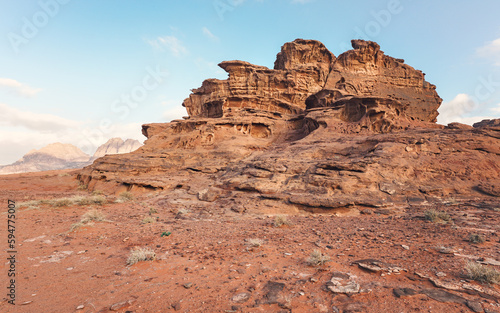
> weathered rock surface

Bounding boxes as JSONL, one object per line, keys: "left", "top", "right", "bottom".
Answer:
{"left": 183, "top": 39, "right": 441, "bottom": 121}
{"left": 78, "top": 39, "right": 500, "bottom": 214}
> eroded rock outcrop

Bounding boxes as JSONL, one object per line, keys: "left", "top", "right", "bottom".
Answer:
{"left": 183, "top": 39, "right": 441, "bottom": 122}
{"left": 78, "top": 39, "right": 499, "bottom": 213}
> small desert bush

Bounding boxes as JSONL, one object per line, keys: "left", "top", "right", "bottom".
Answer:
{"left": 149, "top": 207, "right": 158, "bottom": 214}
{"left": 424, "top": 209, "right": 451, "bottom": 223}
{"left": 116, "top": 191, "right": 134, "bottom": 203}
{"left": 142, "top": 216, "right": 156, "bottom": 224}
{"left": 77, "top": 183, "right": 88, "bottom": 190}
{"left": 127, "top": 247, "right": 156, "bottom": 265}
{"left": 468, "top": 233, "right": 485, "bottom": 244}
{"left": 70, "top": 209, "right": 106, "bottom": 231}
{"left": 274, "top": 214, "right": 292, "bottom": 227}
{"left": 306, "top": 249, "right": 330, "bottom": 266}
{"left": 75, "top": 195, "right": 107, "bottom": 206}
{"left": 53, "top": 198, "right": 72, "bottom": 207}
{"left": 91, "top": 190, "right": 104, "bottom": 196}
{"left": 465, "top": 261, "right": 500, "bottom": 284}
{"left": 246, "top": 238, "right": 264, "bottom": 248}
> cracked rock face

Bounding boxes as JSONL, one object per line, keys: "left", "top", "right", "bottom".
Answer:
{"left": 78, "top": 39, "right": 500, "bottom": 213}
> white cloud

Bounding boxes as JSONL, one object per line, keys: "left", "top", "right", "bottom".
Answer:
{"left": 148, "top": 36, "right": 188, "bottom": 57}
{"left": 437, "top": 93, "right": 476, "bottom": 125}
{"left": 202, "top": 27, "right": 219, "bottom": 42}
{"left": 477, "top": 38, "right": 500, "bottom": 66}
{"left": 0, "top": 102, "right": 81, "bottom": 131}
{"left": 491, "top": 103, "right": 500, "bottom": 114}
{"left": 437, "top": 93, "right": 499, "bottom": 125}
{"left": 0, "top": 78, "right": 42, "bottom": 97}
{"left": 163, "top": 104, "right": 187, "bottom": 122}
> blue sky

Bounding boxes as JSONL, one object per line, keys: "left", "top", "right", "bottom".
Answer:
{"left": 1, "top": 0, "right": 499, "bottom": 164}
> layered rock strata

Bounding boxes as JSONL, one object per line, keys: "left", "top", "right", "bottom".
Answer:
{"left": 78, "top": 39, "right": 499, "bottom": 212}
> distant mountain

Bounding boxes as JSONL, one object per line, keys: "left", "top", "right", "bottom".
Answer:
{"left": 91, "top": 138, "right": 142, "bottom": 161}
{"left": 0, "top": 138, "right": 143, "bottom": 175}
{"left": 0, "top": 143, "right": 90, "bottom": 175}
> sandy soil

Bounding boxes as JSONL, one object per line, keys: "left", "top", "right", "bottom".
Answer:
{"left": 1, "top": 170, "right": 499, "bottom": 313}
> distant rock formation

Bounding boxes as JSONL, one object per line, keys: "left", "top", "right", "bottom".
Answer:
{"left": 78, "top": 39, "right": 499, "bottom": 212}
{"left": 0, "top": 138, "right": 143, "bottom": 175}
{"left": 0, "top": 143, "right": 90, "bottom": 175}
{"left": 91, "top": 138, "right": 142, "bottom": 161}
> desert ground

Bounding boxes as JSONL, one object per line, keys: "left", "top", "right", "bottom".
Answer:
{"left": 1, "top": 170, "right": 499, "bottom": 313}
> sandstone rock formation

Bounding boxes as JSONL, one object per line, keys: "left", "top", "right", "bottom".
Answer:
{"left": 91, "top": 138, "right": 142, "bottom": 161}
{"left": 78, "top": 39, "right": 499, "bottom": 213}
{"left": 183, "top": 39, "right": 441, "bottom": 122}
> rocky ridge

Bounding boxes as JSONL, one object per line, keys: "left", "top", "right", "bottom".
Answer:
{"left": 78, "top": 39, "right": 499, "bottom": 213}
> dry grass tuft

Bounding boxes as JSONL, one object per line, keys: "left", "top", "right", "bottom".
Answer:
{"left": 127, "top": 247, "right": 156, "bottom": 265}
{"left": 424, "top": 209, "right": 451, "bottom": 224}
{"left": 465, "top": 261, "right": 500, "bottom": 284}
{"left": 142, "top": 216, "right": 156, "bottom": 224}
{"left": 273, "top": 214, "right": 292, "bottom": 227}
{"left": 246, "top": 238, "right": 264, "bottom": 248}
{"left": 116, "top": 191, "right": 134, "bottom": 203}
{"left": 70, "top": 209, "right": 106, "bottom": 231}
{"left": 468, "top": 233, "right": 485, "bottom": 244}
{"left": 306, "top": 249, "right": 330, "bottom": 266}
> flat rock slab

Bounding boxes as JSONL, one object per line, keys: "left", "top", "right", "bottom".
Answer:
{"left": 326, "top": 272, "right": 360, "bottom": 294}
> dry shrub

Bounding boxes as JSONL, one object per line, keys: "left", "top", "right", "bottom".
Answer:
{"left": 127, "top": 247, "right": 156, "bottom": 265}
{"left": 306, "top": 249, "right": 330, "bottom": 266}
{"left": 465, "top": 261, "right": 500, "bottom": 284}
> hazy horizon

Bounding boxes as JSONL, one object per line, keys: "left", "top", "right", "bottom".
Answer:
{"left": 1, "top": 0, "right": 499, "bottom": 165}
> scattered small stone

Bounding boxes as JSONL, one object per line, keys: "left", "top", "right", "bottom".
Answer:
{"left": 393, "top": 288, "right": 418, "bottom": 298}
{"left": 284, "top": 253, "right": 293, "bottom": 256}
{"left": 172, "top": 302, "right": 181, "bottom": 311}
{"left": 76, "top": 304, "right": 85, "bottom": 310}
{"left": 466, "top": 300, "right": 483, "bottom": 313}
{"left": 183, "top": 282, "right": 193, "bottom": 289}
{"left": 326, "top": 272, "right": 360, "bottom": 294}
{"left": 232, "top": 292, "right": 251, "bottom": 303}
{"left": 401, "top": 245, "right": 409, "bottom": 250}
{"left": 110, "top": 299, "right": 136, "bottom": 311}
{"left": 21, "top": 301, "right": 33, "bottom": 305}
{"left": 262, "top": 281, "right": 285, "bottom": 304}
{"left": 198, "top": 187, "right": 222, "bottom": 202}
{"left": 436, "top": 272, "right": 447, "bottom": 277}
{"left": 421, "top": 289, "right": 466, "bottom": 304}
{"left": 343, "top": 302, "right": 367, "bottom": 313}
